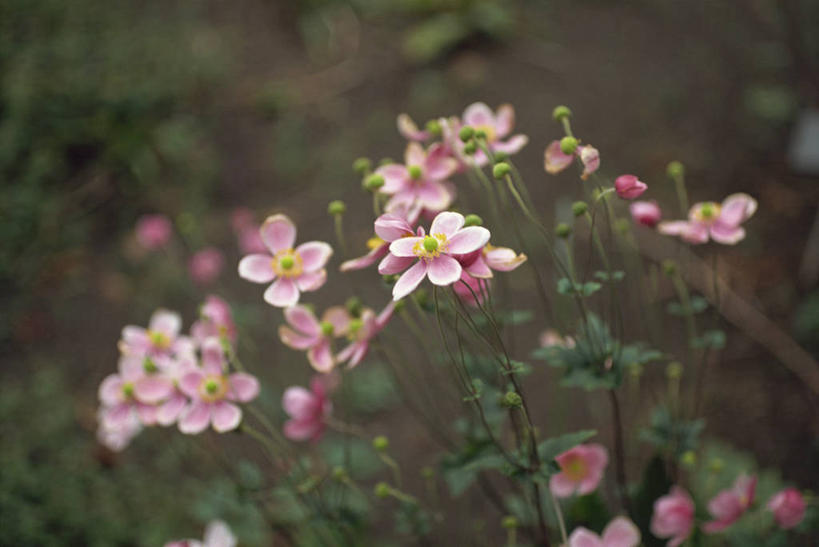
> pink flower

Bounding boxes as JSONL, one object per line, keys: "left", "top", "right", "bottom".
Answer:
{"left": 651, "top": 486, "right": 695, "bottom": 547}
{"left": 119, "top": 309, "right": 193, "bottom": 360}
{"left": 189, "top": 248, "right": 225, "bottom": 285}
{"left": 165, "top": 520, "right": 236, "bottom": 547}
{"left": 544, "top": 140, "right": 575, "bottom": 174}
{"left": 97, "top": 406, "right": 142, "bottom": 452}
{"left": 453, "top": 272, "right": 489, "bottom": 307}
{"left": 703, "top": 474, "right": 757, "bottom": 533}
{"left": 614, "top": 174, "right": 648, "bottom": 200}
{"left": 135, "top": 214, "right": 172, "bottom": 250}
{"left": 457, "top": 243, "right": 527, "bottom": 279}
{"left": 231, "top": 207, "right": 255, "bottom": 232}
{"left": 191, "top": 295, "right": 237, "bottom": 346}
{"left": 629, "top": 200, "right": 662, "bottom": 227}
{"left": 178, "top": 338, "right": 260, "bottom": 434}
{"left": 397, "top": 113, "right": 431, "bottom": 141}
{"left": 279, "top": 305, "right": 351, "bottom": 373}
{"left": 155, "top": 355, "right": 198, "bottom": 427}
{"left": 231, "top": 208, "right": 267, "bottom": 254}
{"left": 568, "top": 516, "right": 641, "bottom": 547}
{"left": 460, "top": 102, "right": 528, "bottom": 166}
{"left": 385, "top": 211, "right": 490, "bottom": 301}
{"left": 98, "top": 356, "right": 168, "bottom": 429}
{"left": 539, "top": 329, "right": 575, "bottom": 348}
{"left": 579, "top": 145, "right": 600, "bottom": 180}
{"left": 238, "top": 214, "right": 333, "bottom": 307}
{"left": 658, "top": 193, "right": 757, "bottom": 245}
{"left": 336, "top": 303, "right": 395, "bottom": 368}
{"left": 282, "top": 376, "right": 332, "bottom": 442}
{"left": 377, "top": 142, "right": 457, "bottom": 213}
{"left": 767, "top": 488, "right": 806, "bottom": 529}
{"left": 550, "top": 443, "right": 609, "bottom": 498}
{"left": 341, "top": 208, "right": 419, "bottom": 272}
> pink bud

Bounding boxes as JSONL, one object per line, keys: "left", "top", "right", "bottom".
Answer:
{"left": 614, "top": 174, "right": 648, "bottom": 200}
{"left": 188, "top": 248, "right": 224, "bottom": 285}
{"left": 135, "top": 214, "right": 172, "bottom": 250}
{"left": 629, "top": 200, "right": 662, "bottom": 227}
{"left": 767, "top": 488, "right": 806, "bottom": 529}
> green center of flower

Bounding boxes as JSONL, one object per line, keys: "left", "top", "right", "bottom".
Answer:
{"left": 272, "top": 249, "right": 303, "bottom": 277}
{"left": 700, "top": 203, "right": 716, "bottom": 219}
{"left": 423, "top": 236, "right": 439, "bottom": 253}
{"left": 205, "top": 379, "right": 220, "bottom": 395}
{"left": 280, "top": 255, "right": 295, "bottom": 270}
{"left": 149, "top": 330, "right": 170, "bottom": 349}
{"left": 143, "top": 357, "right": 158, "bottom": 374}
{"left": 320, "top": 321, "right": 334, "bottom": 337}
{"left": 122, "top": 382, "right": 135, "bottom": 398}
{"left": 348, "top": 318, "right": 363, "bottom": 335}
{"left": 408, "top": 165, "right": 423, "bottom": 180}
{"left": 562, "top": 457, "right": 588, "bottom": 481}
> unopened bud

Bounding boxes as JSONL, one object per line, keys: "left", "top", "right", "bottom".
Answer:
{"left": 346, "top": 296, "right": 363, "bottom": 318}
{"left": 425, "top": 119, "right": 442, "bottom": 137}
{"left": 501, "top": 391, "right": 523, "bottom": 409}
{"left": 327, "top": 200, "right": 346, "bottom": 216}
{"left": 364, "top": 174, "right": 384, "bottom": 192}
{"left": 681, "top": 451, "right": 697, "bottom": 468}
{"left": 571, "top": 201, "right": 588, "bottom": 217}
{"left": 709, "top": 458, "right": 724, "bottom": 473}
{"left": 459, "top": 126, "right": 475, "bottom": 142}
{"left": 502, "top": 516, "right": 519, "bottom": 529}
{"left": 493, "top": 162, "right": 511, "bottom": 179}
{"left": 560, "top": 136, "right": 578, "bottom": 155}
{"left": 353, "top": 157, "right": 371, "bottom": 175}
{"left": 320, "top": 321, "right": 334, "bottom": 337}
{"left": 374, "top": 482, "right": 391, "bottom": 499}
{"left": 475, "top": 129, "right": 488, "bottom": 140}
{"left": 666, "top": 161, "right": 684, "bottom": 179}
{"left": 552, "top": 105, "right": 572, "bottom": 121}
{"left": 666, "top": 361, "right": 683, "bottom": 380}
{"left": 463, "top": 140, "right": 477, "bottom": 155}
{"left": 555, "top": 223, "right": 572, "bottom": 238}
{"left": 464, "top": 214, "right": 483, "bottom": 227}
{"left": 493, "top": 151, "right": 508, "bottom": 163}
{"left": 332, "top": 466, "right": 347, "bottom": 481}
{"left": 373, "top": 435, "right": 389, "bottom": 451}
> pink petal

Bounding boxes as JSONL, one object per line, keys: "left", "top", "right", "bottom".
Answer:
{"left": 424, "top": 143, "right": 457, "bottom": 180}
{"left": 464, "top": 255, "right": 493, "bottom": 278}
{"left": 279, "top": 325, "right": 319, "bottom": 350}
{"left": 495, "top": 104, "right": 515, "bottom": 138}
{"left": 348, "top": 342, "right": 369, "bottom": 368}
{"left": 375, "top": 302, "right": 396, "bottom": 329}
{"left": 397, "top": 113, "right": 429, "bottom": 141}
{"left": 308, "top": 339, "right": 335, "bottom": 373}
{"left": 203, "top": 520, "right": 237, "bottom": 547}
{"left": 377, "top": 164, "right": 410, "bottom": 194}
{"left": 149, "top": 309, "right": 181, "bottom": 338}
{"left": 296, "top": 241, "right": 333, "bottom": 272}
{"left": 462, "top": 102, "right": 494, "bottom": 127}
{"left": 550, "top": 472, "right": 577, "bottom": 498}
{"left": 260, "top": 214, "right": 296, "bottom": 253}
{"left": 578, "top": 470, "right": 604, "bottom": 495}
{"left": 427, "top": 255, "right": 463, "bottom": 286}
{"left": 657, "top": 221, "right": 690, "bottom": 236}
{"left": 179, "top": 370, "right": 205, "bottom": 398}
{"left": 136, "top": 402, "right": 158, "bottom": 425}
{"left": 415, "top": 180, "right": 453, "bottom": 211}
{"left": 228, "top": 373, "right": 259, "bottom": 402}
{"left": 336, "top": 342, "right": 357, "bottom": 363}
{"left": 374, "top": 214, "right": 414, "bottom": 242}
{"left": 157, "top": 393, "right": 188, "bottom": 426}
{"left": 544, "top": 140, "right": 574, "bottom": 174}
{"left": 238, "top": 254, "right": 276, "bottom": 283}
{"left": 389, "top": 236, "right": 423, "bottom": 257}
{"left": 601, "top": 517, "right": 641, "bottom": 547}
{"left": 719, "top": 193, "right": 757, "bottom": 226}
{"left": 264, "top": 277, "right": 300, "bottom": 307}
{"left": 323, "top": 306, "right": 351, "bottom": 335}
{"left": 568, "top": 528, "right": 603, "bottom": 547}
{"left": 296, "top": 270, "right": 326, "bottom": 292}
{"left": 378, "top": 253, "right": 415, "bottom": 275}
{"left": 583, "top": 444, "right": 609, "bottom": 472}
{"left": 211, "top": 401, "right": 242, "bottom": 433}
{"left": 340, "top": 244, "right": 387, "bottom": 271}
{"left": 492, "top": 134, "right": 528, "bottom": 154}
{"left": 680, "top": 222, "right": 710, "bottom": 244}
{"left": 103, "top": 403, "right": 132, "bottom": 429}
{"left": 179, "top": 401, "right": 212, "bottom": 434}
{"left": 392, "top": 260, "right": 428, "bottom": 300}
{"left": 121, "top": 326, "right": 150, "bottom": 354}
{"left": 200, "top": 338, "right": 225, "bottom": 374}
{"left": 134, "top": 376, "right": 174, "bottom": 404}
{"left": 99, "top": 375, "right": 124, "bottom": 406}
{"left": 404, "top": 141, "right": 426, "bottom": 167}
{"left": 430, "top": 211, "right": 465, "bottom": 238}
{"left": 282, "top": 386, "right": 315, "bottom": 418}
{"left": 484, "top": 247, "right": 526, "bottom": 271}
{"left": 284, "top": 418, "right": 322, "bottom": 441}
{"left": 447, "top": 226, "right": 491, "bottom": 254}
{"left": 709, "top": 222, "right": 746, "bottom": 245}
{"left": 284, "top": 305, "right": 321, "bottom": 336}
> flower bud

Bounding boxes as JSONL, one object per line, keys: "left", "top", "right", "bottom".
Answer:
{"left": 662, "top": 259, "right": 677, "bottom": 276}
{"left": 493, "top": 162, "right": 511, "bottom": 179}
{"left": 708, "top": 458, "right": 724, "bottom": 473}
{"left": 332, "top": 466, "right": 348, "bottom": 481}
{"left": 571, "top": 201, "right": 588, "bottom": 217}
{"left": 327, "top": 200, "right": 346, "bottom": 216}
{"left": 666, "top": 160, "right": 684, "bottom": 179}
{"left": 552, "top": 105, "right": 572, "bottom": 121}
{"left": 475, "top": 129, "right": 488, "bottom": 140}
{"left": 459, "top": 126, "right": 475, "bottom": 142}
{"left": 373, "top": 435, "right": 389, "bottom": 451}
{"left": 464, "top": 214, "right": 483, "bottom": 227}
{"left": 555, "top": 222, "right": 572, "bottom": 238}
{"left": 501, "top": 516, "right": 519, "bottom": 529}
{"left": 560, "top": 136, "right": 578, "bottom": 155}
{"left": 425, "top": 119, "right": 442, "bottom": 137}
{"left": 614, "top": 174, "right": 648, "bottom": 200}
{"left": 463, "top": 140, "right": 477, "bottom": 155}
{"left": 680, "top": 451, "right": 697, "bottom": 468}
{"left": 379, "top": 157, "right": 394, "bottom": 167}
{"left": 346, "top": 296, "right": 363, "bottom": 318}
{"left": 501, "top": 391, "right": 522, "bottom": 409}
{"left": 364, "top": 174, "right": 385, "bottom": 192}
{"left": 493, "top": 151, "right": 509, "bottom": 163}
{"left": 374, "top": 482, "right": 391, "bottom": 499}
{"left": 353, "top": 157, "right": 371, "bottom": 175}
{"left": 666, "top": 361, "right": 683, "bottom": 380}
{"left": 320, "top": 321, "right": 334, "bottom": 337}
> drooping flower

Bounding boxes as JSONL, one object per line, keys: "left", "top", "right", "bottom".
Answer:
{"left": 579, "top": 145, "right": 600, "bottom": 179}
{"left": 397, "top": 113, "right": 431, "bottom": 141}
{"left": 238, "top": 214, "right": 333, "bottom": 307}
{"left": 460, "top": 102, "right": 528, "bottom": 166}
{"left": 650, "top": 486, "right": 696, "bottom": 547}
{"left": 550, "top": 443, "right": 609, "bottom": 498}
{"left": 703, "top": 474, "right": 757, "bottom": 533}
{"left": 341, "top": 208, "right": 419, "bottom": 272}
{"left": 614, "top": 174, "right": 648, "bottom": 200}
{"left": 164, "top": 520, "right": 237, "bottom": 547}
{"left": 336, "top": 303, "right": 395, "bottom": 368}
{"left": 279, "top": 305, "right": 351, "bottom": 373}
{"left": 119, "top": 309, "right": 194, "bottom": 360}
{"left": 568, "top": 516, "right": 641, "bottom": 547}
{"left": 135, "top": 214, "right": 172, "bottom": 250}
{"left": 544, "top": 140, "right": 575, "bottom": 174}
{"left": 282, "top": 376, "right": 333, "bottom": 442}
{"left": 629, "top": 200, "right": 662, "bottom": 227}
{"left": 377, "top": 142, "right": 457, "bottom": 213}
{"left": 385, "top": 211, "right": 491, "bottom": 301}
{"left": 658, "top": 193, "right": 757, "bottom": 245}
{"left": 767, "top": 488, "right": 806, "bottom": 530}
{"left": 178, "top": 338, "right": 259, "bottom": 434}
{"left": 189, "top": 248, "right": 225, "bottom": 286}
{"left": 457, "top": 243, "right": 527, "bottom": 279}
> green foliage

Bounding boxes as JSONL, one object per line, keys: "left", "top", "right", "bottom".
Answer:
{"left": 639, "top": 406, "right": 704, "bottom": 459}
{"left": 557, "top": 278, "right": 602, "bottom": 297}
{"left": 690, "top": 329, "right": 726, "bottom": 350}
{"left": 666, "top": 296, "right": 708, "bottom": 316}
{"left": 565, "top": 493, "right": 611, "bottom": 536}
{"left": 593, "top": 270, "right": 625, "bottom": 282}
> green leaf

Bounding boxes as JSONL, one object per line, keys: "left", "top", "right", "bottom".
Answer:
{"left": 537, "top": 430, "right": 597, "bottom": 464}
{"left": 594, "top": 270, "right": 625, "bottom": 282}
{"left": 666, "top": 296, "right": 708, "bottom": 316}
{"left": 691, "top": 329, "right": 726, "bottom": 350}
{"left": 639, "top": 406, "right": 704, "bottom": 458}
{"left": 556, "top": 278, "right": 601, "bottom": 297}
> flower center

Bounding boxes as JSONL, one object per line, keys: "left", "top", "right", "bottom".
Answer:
{"left": 271, "top": 249, "right": 303, "bottom": 277}
{"left": 562, "top": 456, "right": 588, "bottom": 482}
{"left": 320, "top": 321, "right": 334, "bottom": 337}
{"left": 694, "top": 202, "right": 721, "bottom": 223}
{"left": 148, "top": 330, "right": 171, "bottom": 349}
{"left": 366, "top": 236, "right": 384, "bottom": 250}
{"left": 408, "top": 165, "right": 423, "bottom": 180}
{"left": 413, "top": 233, "right": 447, "bottom": 259}
{"left": 474, "top": 124, "right": 497, "bottom": 143}
{"left": 122, "top": 382, "right": 135, "bottom": 399}
{"left": 199, "top": 375, "right": 228, "bottom": 402}
{"left": 423, "top": 236, "right": 439, "bottom": 253}
{"left": 143, "top": 357, "right": 158, "bottom": 374}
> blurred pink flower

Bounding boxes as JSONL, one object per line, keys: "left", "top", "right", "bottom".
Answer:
{"left": 544, "top": 140, "right": 575, "bottom": 174}
{"left": 629, "top": 200, "right": 662, "bottom": 227}
{"left": 460, "top": 102, "right": 528, "bottom": 166}
{"left": 155, "top": 354, "right": 198, "bottom": 427}
{"left": 397, "top": 113, "right": 431, "bottom": 141}
{"left": 704, "top": 474, "right": 756, "bottom": 533}
{"left": 579, "top": 145, "right": 600, "bottom": 180}
{"left": 336, "top": 303, "right": 395, "bottom": 368}
{"left": 550, "top": 443, "right": 609, "bottom": 498}
{"left": 539, "top": 329, "right": 575, "bottom": 349}
{"left": 191, "top": 295, "right": 237, "bottom": 345}
{"left": 377, "top": 142, "right": 457, "bottom": 214}
{"left": 189, "top": 248, "right": 225, "bottom": 285}
{"left": 279, "top": 305, "right": 350, "bottom": 373}
{"left": 119, "top": 309, "right": 193, "bottom": 360}
{"left": 238, "top": 214, "right": 332, "bottom": 307}
{"left": 614, "top": 174, "right": 648, "bottom": 200}
{"left": 658, "top": 193, "right": 757, "bottom": 245}
{"left": 231, "top": 207, "right": 255, "bottom": 232}
{"left": 568, "top": 516, "right": 641, "bottom": 547}
{"left": 135, "top": 214, "right": 172, "bottom": 250}
{"left": 98, "top": 357, "right": 166, "bottom": 429}
{"left": 97, "top": 405, "right": 142, "bottom": 452}
{"left": 385, "top": 212, "right": 490, "bottom": 301}
{"left": 767, "top": 488, "right": 806, "bottom": 529}
{"left": 231, "top": 208, "right": 267, "bottom": 254}
{"left": 177, "top": 338, "right": 259, "bottom": 434}
{"left": 282, "top": 376, "right": 333, "bottom": 442}
{"left": 165, "top": 520, "right": 236, "bottom": 547}
{"left": 651, "top": 486, "right": 695, "bottom": 547}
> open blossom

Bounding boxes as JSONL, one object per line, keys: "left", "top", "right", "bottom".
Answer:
{"left": 97, "top": 406, "right": 142, "bottom": 452}
{"left": 189, "top": 248, "right": 225, "bottom": 286}
{"left": 120, "top": 309, "right": 194, "bottom": 359}
{"left": 651, "top": 486, "right": 695, "bottom": 547}
{"left": 767, "top": 488, "right": 806, "bottom": 529}
{"left": 459, "top": 102, "right": 528, "bottom": 166}
{"left": 614, "top": 174, "right": 648, "bottom": 200}
{"left": 155, "top": 355, "right": 198, "bottom": 426}
{"left": 238, "top": 214, "right": 332, "bottom": 307}
{"left": 543, "top": 140, "right": 599, "bottom": 179}
{"left": 282, "top": 376, "right": 332, "bottom": 442}
{"left": 191, "top": 295, "right": 237, "bottom": 345}
{"left": 568, "top": 517, "right": 641, "bottom": 547}
{"left": 135, "top": 214, "right": 172, "bottom": 250}
{"left": 658, "top": 193, "right": 757, "bottom": 245}
{"left": 178, "top": 338, "right": 259, "bottom": 434}
{"left": 337, "top": 303, "right": 395, "bottom": 368}
{"left": 377, "top": 142, "right": 457, "bottom": 213}
{"left": 579, "top": 145, "right": 600, "bottom": 179}
{"left": 630, "top": 200, "right": 662, "bottom": 227}
{"left": 550, "top": 443, "right": 609, "bottom": 498}
{"left": 341, "top": 208, "right": 419, "bottom": 272}
{"left": 385, "top": 211, "right": 490, "bottom": 301}
{"left": 457, "top": 242, "right": 527, "bottom": 279}
{"left": 279, "top": 305, "right": 350, "bottom": 373}
{"left": 165, "top": 520, "right": 236, "bottom": 547}
{"left": 704, "top": 474, "right": 756, "bottom": 533}
{"left": 98, "top": 356, "right": 167, "bottom": 429}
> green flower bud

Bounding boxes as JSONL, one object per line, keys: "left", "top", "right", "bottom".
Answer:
{"left": 708, "top": 458, "right": 724, "bottom": 473}
{"left": 346, "top": 296, "right": 363, "bottom": 318}
{"left": 680, "top": 451, "right": 697, "bottom": 468}
{"left": 555, "top": 222, "right": 572, "bottom": 238}
{"left": 331, "top": 466, "right": 347, "bottom": 481}
{"left": 501, "top": 391, "right": 523, "bottom": 409}
{"left": 374, "top": 482, "right": 391, "bottom": 499}
{"left": 666, "top": 361, "right": 683, "bottom": 380}
{"left": 493, "top": 162, "right": 511, "bottom": 179}
{"left": 560, "top": 136, "right": 578, "bottom": 155}
{"left": 408, "top": 165, "right": 423, "bottom": 180}
{"left": 628, "top": 362, "right": 643, "bottom": 378}
{"left": 463, "top": 140, "right": 477, "bottom": 155}
{"left": 494, "top": 152, "right": 509, "bottom": 163}
{"left": 552, "top": 105, "right": 572, "bottom": 121}
{"left": 421, "top": 466, "right": 434, "bottom": 479}
{"left": 666, "top": 160, "right": 684, "bottom": 179}
{"left": 464, "top": 214, "right": 483, "bottom": 227}
{"left": 475, "top": 129, "right": 488, "bottom": 140}
{"left": 353, "top": 157, "right": 372, "bottom": 175}
{"left": 320, "top": 321, "right": 334, "bottom": 337}
{"left": 143, "top": 357, "right": 158, "bottom": 374}
{"left": 459, "top": 126, "right": 475, "bottom": 142}
{"left": 327, "top": 200, "right": 346, "bottom": 216}
{"left": 279, "top": 255, "right": 295, "bottom": 270}
{"left": 364, "top": 174, "right": 385, "bottom": 192}
{"left": 501, "top": 515, "right": 519, "bottom": 529}
{"left": 662, "top": 259, "right": 677, "bottom": 276}
{"left": 425, "top": 119, "right": 442, "bottom": 137}
{"left": 571, "top": 201, "right": 588, "bottom": 217}
{"left": 372, "top": 435, "right": 389, "bottom": 451}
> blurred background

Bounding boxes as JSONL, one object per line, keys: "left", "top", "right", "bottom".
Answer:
{"left": 1, "top": 0, "right": 818, "bottom": 545}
